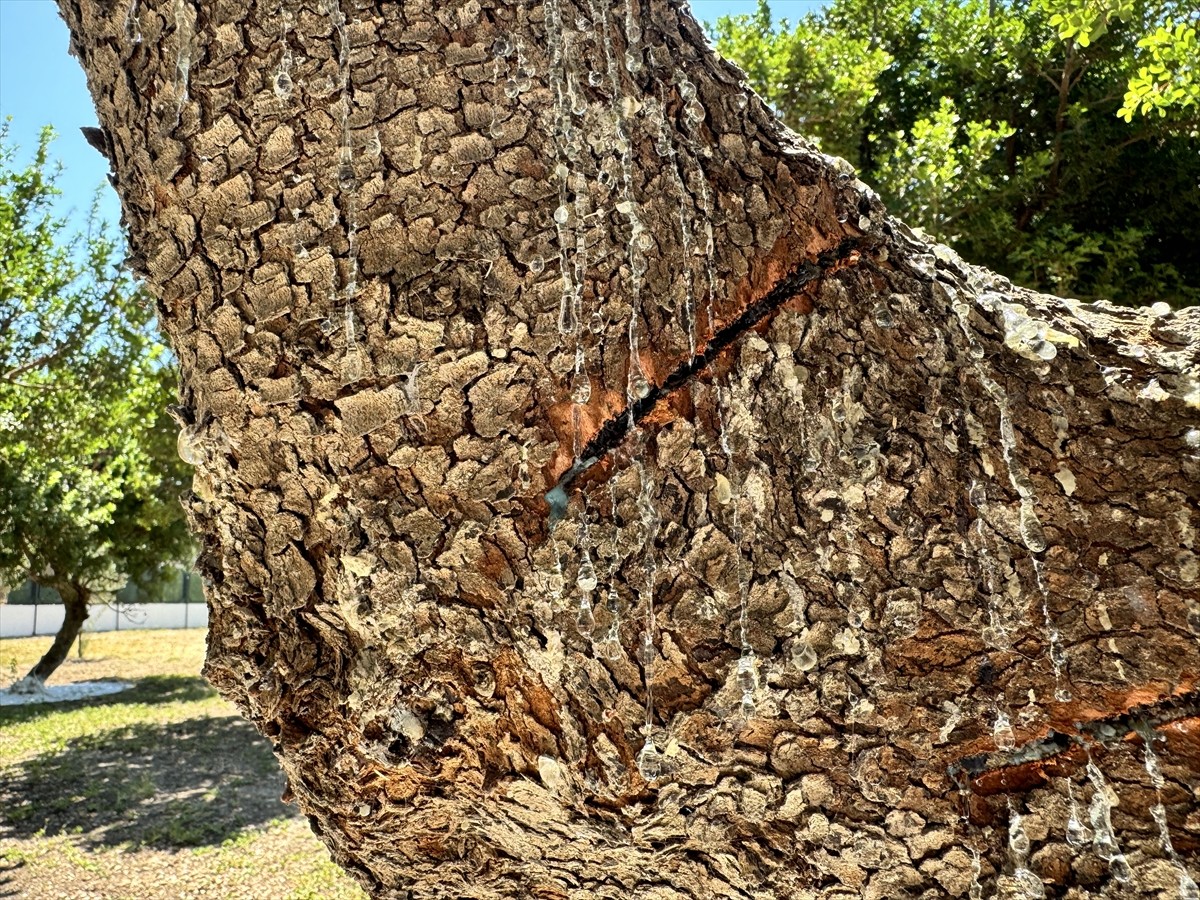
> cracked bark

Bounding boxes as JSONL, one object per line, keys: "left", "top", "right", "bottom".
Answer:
{"left": 56, "top": 0, "right": 1199, "bottom": 898}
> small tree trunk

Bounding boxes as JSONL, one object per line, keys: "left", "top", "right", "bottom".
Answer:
{"left": 22, "top": 581, "right": 89, "bottom": 686}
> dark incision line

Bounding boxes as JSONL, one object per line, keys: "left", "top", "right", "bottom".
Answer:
{"left": 546, "top": 236, "right": 869, "bottom": 520}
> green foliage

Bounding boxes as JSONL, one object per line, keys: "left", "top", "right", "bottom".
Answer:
{"left": 873, "top": 97, "right": 1014, "bottom": 243}
{"left": 1120, "top": 19, "right": 1199, "bottom": 122}
{"left": 1044, "top": 0, "right": 1135, "bottom": 46}
{"left": 711, "top": 0, "right": 1200, "bottom": 307}
{"left": 0, "top": 123, "right": 192, "bottom": 599}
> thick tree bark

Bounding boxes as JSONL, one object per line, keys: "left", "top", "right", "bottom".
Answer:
{"left": 57, "top": 1, "right": 1199, "bottom": 898}
{"left": 18, "top": 581, "right": 89, "bottom": 688}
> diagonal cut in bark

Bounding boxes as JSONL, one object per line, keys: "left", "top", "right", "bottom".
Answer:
{"left": 547, "top": 235, "right": 874, "bottom": 518}
{"left": 950, "top": 685, "right": 1200, "bottom": 798}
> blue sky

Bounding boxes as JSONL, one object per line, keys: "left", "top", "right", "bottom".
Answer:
{"left": 0, "top": 0, "right": 825, "bottom": 235}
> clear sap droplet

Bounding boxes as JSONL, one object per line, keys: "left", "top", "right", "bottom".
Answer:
{"left": 503, "top": 77, "right": 520, "bottom": 98}
{"left": 1179, "top": 873, "right": 1200, "bottom": 900}
{"left": 637, "top": 630, "right": 655, "bottom": 665}
{"left": 735, "top": 654, "right": 756, "bottom": 693}
{"left": 624, "top": 49, "right": 642, "bottom": 73}
{"left": 576, "top": 552, "right": 598, "bottom": 593}
{"left": 739, "top": 691, "right": 755, "bottom": 718}
{"left": 713, "top": 473, "right": 732, "bottom": 505}
{"left": 597, "top": 629, "right": 622, "bottom": 660}
{"left": 576, "top": 598, "right": 595, "bottom": 634}
{"left": 571, "top": 372, "right": 592, "bottom": 404}
{"left": 1108, "top": 854, "right": 1133, "bottom": 884}
{"left": 341, "top": 349, "right": 364, "bottom": 384}
{"left": 629, "top": 374, "right": 651, "bottom": 401}
{"left": 994, "top": 711, "right": 1016, "bottom": 750}
{"left": 1012, "top": 868, "right": 1045, "bottom": 899}
{"left": 1031, "top": 339, "right": 1057, "bottom": 361}
{"left": 528, "top": 255, "right": 545, "bottom": 276}
{"left": 273, "top": 70, "right": 293, "bottom": 98}
{"left": 964, "top": 482, "right": 984, "bottom": 511}
{"left": 177, "top": 427, "right": 205, "bottom": 465}
{"left": 1050, "top": 639, "right": 1067, "bottom": 670}
{"left": 858, "top": 215, "right": 872, "bottom": 231}
{"left": 1009, "top": 814, "right": 1031, "bottom": 856}
{"left": 492, "top": 35, "right": 513, "bottom": 58}
{"left": 604, "top": 588, "right": 619, "bottom": 614}
{"left": 587, "top": 69, "right": 603, "bottom": 88}
{"left": 553, "top": 204, "right": 570, "bottom": 225}
{"left": 1054, "top": 686, "right": 1072, "bottom": 702}
{"left": 636, "top": 737, "right": 660, "bottom": 780}
{"left": 1066, "top": 812, "right": 1091, "bottom": 848}
{"left": 1019, "top": 499, "right": 1047, "bottom": 553}
{"left": 791, "top": 636, "right": 818, "bottom": 671}
{"left": 365, "top": 133, "right": 382, "bottom": 157}
{"left": 558, "top": 294, "right": 579, "bottom": 336}
{"left": 873, "top": 302, "right": 893, "bottom": 328}
{"left": 831, "top": 156, "right": 856, "bottom": 179}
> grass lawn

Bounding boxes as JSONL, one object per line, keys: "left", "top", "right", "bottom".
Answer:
{"left": 0, "top": 629, "right": 367, "bottom": 900}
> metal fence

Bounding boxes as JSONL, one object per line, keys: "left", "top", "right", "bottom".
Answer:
{"left": 0, "top": 601, "right": 208, "bottom": 638}
{"left": 5, "top": 567, "right": 204, "bottom": 607}
{"left": 0, "top": 567, "right": 208, "bottom": 639}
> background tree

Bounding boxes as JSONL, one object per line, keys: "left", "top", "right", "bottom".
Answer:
{"left": 55, "top": 1, "right": 1198, "bottom": 898}
{"left": 0, "top": 124, "right": 192, "bottom": 688}
{"left": 712, "top": 0, "right": 1200, "bottom": 307}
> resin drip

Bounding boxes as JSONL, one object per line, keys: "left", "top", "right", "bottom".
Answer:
{"left": 950, "top": 291, "right": 1070, "bottom": 703}
{"left": 650, "top": 88, "right": 697, "bottom": 358}
{"left": 1135, "top": 721, "right": 1200, "bottom": 898}
{"left": 171, "top": 0, "right": 196, "bottom": 126}
{"left": 322, "top": 0, "right": 361, "bottom": 382}
{"left": 1084, "top": 757, "right": 1134, "bottom": 884}
{"left": 1007, "top": 801, "right": 1046, "bottom": 899}
{"left": 717, "top": 382, "right": 755, "bottom": 720}
{"left": 273, "top": 7, "right": 295, "bottom": 100}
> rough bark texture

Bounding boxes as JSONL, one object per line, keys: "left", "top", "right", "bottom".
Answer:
{"left": 24, "top": 581, "right": 89, "bottom": 685}
{"left": 58, "top": 0, "right": 1200, "bottom": 897}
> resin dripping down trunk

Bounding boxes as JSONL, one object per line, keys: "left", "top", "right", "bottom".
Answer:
{"left": 546, "top": 235, "right": 871, "bottom": 516}
{"left": 56, "top": 0, "right": 1200, "bottom": 897}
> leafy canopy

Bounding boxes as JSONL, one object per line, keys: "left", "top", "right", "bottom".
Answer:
{"left": 710, "top": 0, "right": 1200, "bottom": 307}
{"left": 0, "top": 123, "right": 192, "bottom": 597}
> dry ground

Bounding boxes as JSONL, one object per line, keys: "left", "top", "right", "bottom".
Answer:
{"left": 0, "top": 629, "right": 367, "bottom": 900}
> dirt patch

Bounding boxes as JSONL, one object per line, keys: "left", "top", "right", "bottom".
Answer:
{"left": 2, "top": 713, "right": 286, "bottom": 849}
{"left": 0, "top": 631, "right": 365, "bottom": 899}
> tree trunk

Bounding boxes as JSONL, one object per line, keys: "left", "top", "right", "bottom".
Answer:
{"left": 19, "top": 581, "right": 89, "bottom": 687}
{"left": 57, "top": 1, "right": 1199, "bottom": 898}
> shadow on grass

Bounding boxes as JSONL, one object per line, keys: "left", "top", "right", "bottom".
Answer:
{"left": 0, "top": 712, "right": 297, "bottom": 850}
{"left": 0, "top": 675, "right": 216, "bottom": 730}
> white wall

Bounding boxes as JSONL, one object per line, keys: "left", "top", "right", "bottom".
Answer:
{"left": 0, "top": 603, "right": 208, "bottom": 638}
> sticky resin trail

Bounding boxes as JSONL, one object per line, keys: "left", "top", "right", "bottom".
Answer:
{"left": 546, "top": 237, "right": 867, "bottom": 518}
